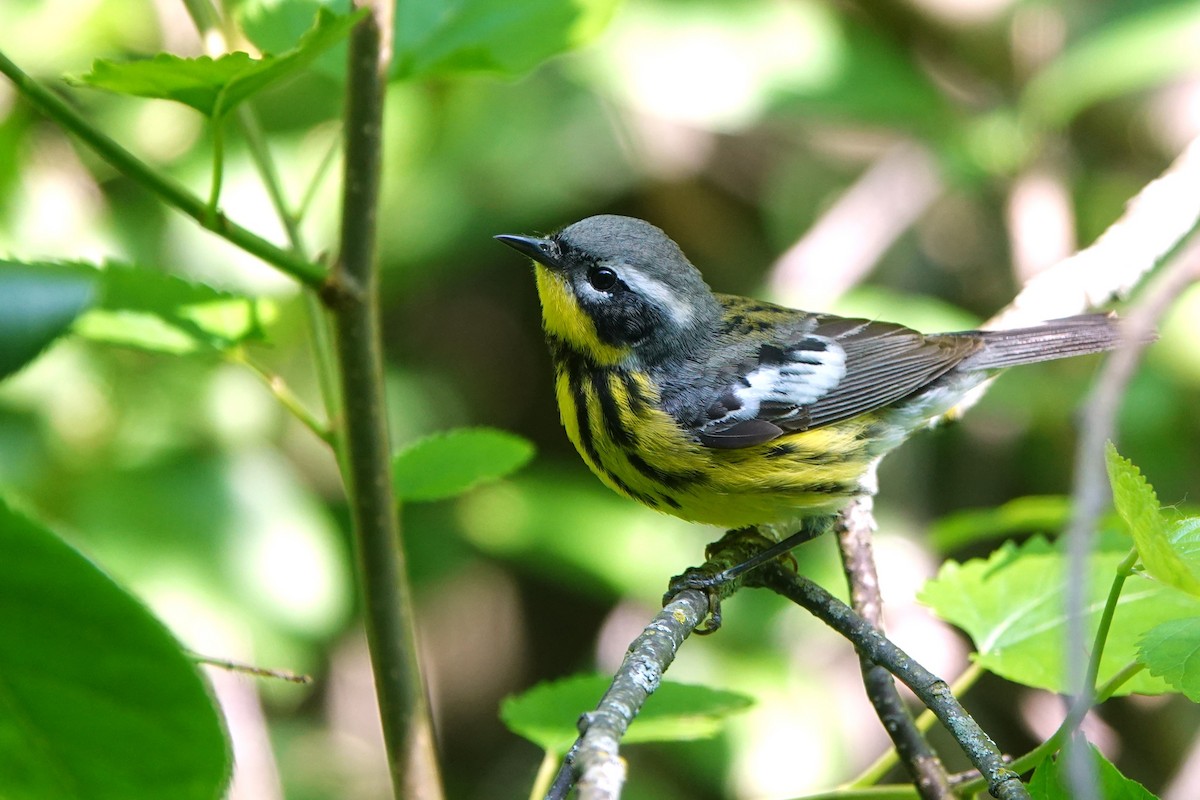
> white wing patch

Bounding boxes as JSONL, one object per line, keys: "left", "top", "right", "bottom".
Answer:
{"left": 734, "top": 339, "right": 846, "bottom": 419}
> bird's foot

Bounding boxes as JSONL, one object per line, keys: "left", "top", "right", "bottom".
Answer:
{"left": 664, "top": 528, "right": 780, "bottom": 635}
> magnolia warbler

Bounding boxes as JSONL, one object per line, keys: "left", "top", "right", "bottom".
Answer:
{"left": 497, "top": 215, "right": 1122, "bottom": 545}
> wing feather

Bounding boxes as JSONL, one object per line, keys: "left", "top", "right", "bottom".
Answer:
{"left": 693, "top": 307, "right": 983, "bottom": 448}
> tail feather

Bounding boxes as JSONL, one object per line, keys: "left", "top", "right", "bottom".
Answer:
{"left": 961, "top": 313, "right": 1134, "bottom": 371}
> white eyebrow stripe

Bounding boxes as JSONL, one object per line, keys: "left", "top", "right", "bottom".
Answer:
{"left": 615, "top": 264, "right": 694, "bottom": 327}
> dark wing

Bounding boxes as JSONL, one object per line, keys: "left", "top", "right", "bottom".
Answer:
{"left": 696, "top": 314, "right": 983, "bottom": 449}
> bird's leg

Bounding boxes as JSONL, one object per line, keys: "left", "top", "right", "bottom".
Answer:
{"left": 665, "top": 518, "right": 832, "bottom": 634}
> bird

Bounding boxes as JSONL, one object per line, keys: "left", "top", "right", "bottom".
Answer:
{"left": 496, "top": 215, "right": 1124, "bottom": 555}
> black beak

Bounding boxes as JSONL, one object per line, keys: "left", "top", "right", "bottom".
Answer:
{"left": 494, "top": 234, "right": 561, "bottom": 269}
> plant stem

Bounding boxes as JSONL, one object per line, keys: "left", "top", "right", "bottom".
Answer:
{"left": 327, "top": 4, "right": 442, "bottom": 800}
{"left": 748, "top": 563, "right": 1029, "bottom": 800}
{"left": 0, "top": 49, "right": 327, "bottom": 290}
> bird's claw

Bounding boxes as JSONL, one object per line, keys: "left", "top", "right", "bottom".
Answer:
{"left": 664, "top": 566, "right": 729, "bottom": 634}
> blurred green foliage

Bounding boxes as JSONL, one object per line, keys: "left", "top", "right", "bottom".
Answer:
{"left": 2, "top": 0, "right": 1200, "bottom": 797}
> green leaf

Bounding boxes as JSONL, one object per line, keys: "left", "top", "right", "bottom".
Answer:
{"left": 929, "top": 495, "right": 1072, "bottom": 551}
{"left": 83, "top": 263, "right": 273, "bottom": 353}
{"left": 0, "top": 261, "right": 99, "bottom": 380}
{"left": 393, "top": 427, "right": 535, "bottom": 502}
{"left": 0, "top": 497, "right": 230, "bottom": 800}
{"left": 500, "top": 673, "right": 753, "bottom": 754}
{"left": 919, "top": 536, "right": 1200, "bottom": 695}
{"left": 0, "top": 259, "right": 270, "bottom": 357}
{"left": 1138, "top": 617, "right": 1200, "bottom": 702}
{"left": 242, "top": 0, "right": 620, "bottom": 81}
{"left": 1023, "top": 3, "right": 1200, "bottom": 129}
{"left": 1106, "top": 442, "right": 1200, "bottom": 595}
{"left": 1028, "top": 743, "right": 1158, "bottom": 799}
{"left": 393, "top": 0, "right": 620, "bottom": 80}
{"left": 70, "top": 8, "right": 363, "bottom": 118}
{"left": 772, "top": 14, "right": 954, "bottom": 133}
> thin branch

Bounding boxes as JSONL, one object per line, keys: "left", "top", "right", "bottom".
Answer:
{"left": 326, "top": 3, "right": 442, "bottom": 800}
{"left": 0, "top": 49, "right": 327, "bottom": 290}
{"left": 546, "top": 590, "right": 711, "bottom": 800}
{"left": 988, "top": 134, "right": 1200, "bottom": 329}
{"left": 835, "top": 497, "right": 952, "bottom": 799}
{"left": 190, "top": 652, "right": 312, "bottom": 684}
{"left": 848, "top": 663, "right": 985, "bottom": 790}
{"left": 745, "top": 562, "right": 1029, "bottom": 800}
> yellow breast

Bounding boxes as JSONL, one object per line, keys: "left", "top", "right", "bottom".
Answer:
{"left": 552, "top": 364, "right": 876, "bottom": 532}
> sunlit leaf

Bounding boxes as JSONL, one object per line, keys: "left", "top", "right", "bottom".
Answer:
{"left": 919, "top": 536, "right": 1200, "bottom": 695}
{"left": 85, "top": 263, "right": 272, "bottom": 353}
{"left": 0, "top": 261, "right": 99, "bottom": 380}
{"left": 393, "top": 427, "right": 535, "bottom": 502}
{"left": 0, "top": 498, "right": 231, "bottom": 800}
{"left": 70, "top": 8, "right": 363, "bottom": 118}
{"left": 1138, "top": 617, "right": 1200, "bottom": 702}
{"left": 1106, "top": 442, "right": 1200, "bottom": 595}
{"left": 1028, "top": 742, "right": 1158, "bottom": 799}
{"left": 500, "top": 673, "right": 753, "bottom": 754}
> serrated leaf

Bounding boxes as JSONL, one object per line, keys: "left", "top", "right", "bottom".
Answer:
{"left": 500, "top": 673, "right": 753, "bottom": 754}
{"left": 929, "top": 495, "right": 1072, "bottom": 551}
{"left": 1023, "top": 3, "right": 1200, "bottom": 129}
{"left": 393, "top": 427, "right": 535, "bottom": 502}
{"left": 919, "top": 536, "right": 1200, "bottom": 695}
{"left": 0, "top": 261, "right": 100, "bottom": 380}
{"left": 1106, "top": 442, "right": 1200, "bottom": 595}
{"left": 1028, "top": 743, "right": 1158, "bottom": 799}
{"left": 0, "top": 497, "right": 231, "bottom": 799}
{"left": 70, "top": 8, "right": 363, "bottom": 118}
{"left": 1138, "top": 617, "right": 1200, "bottom": 702}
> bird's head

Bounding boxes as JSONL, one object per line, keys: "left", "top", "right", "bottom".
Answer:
{"left": 496, "top": 215, "right": 721, "bottom": 367}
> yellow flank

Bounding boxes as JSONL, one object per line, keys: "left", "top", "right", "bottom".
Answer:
{"left": 552, "top": 364, "right": 876, "bottom": 532}
{"left": 535, "top": 266, "right": 628, "bottom": 365}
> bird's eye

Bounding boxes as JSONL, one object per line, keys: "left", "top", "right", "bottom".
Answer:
{"left": 588, "top": 266, "right": 618, "bottom": 292}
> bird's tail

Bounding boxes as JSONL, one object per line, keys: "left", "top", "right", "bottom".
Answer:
{"left": 961, "top": 313, "right": 1134, "bottom": 371}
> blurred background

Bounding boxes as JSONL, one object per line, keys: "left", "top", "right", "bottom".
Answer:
{"left": 2, "top": 0, "right": 1200, "bottom": 797}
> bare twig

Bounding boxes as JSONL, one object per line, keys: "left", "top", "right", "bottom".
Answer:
{"left": 989, "top": 135, "right": 1200, "bottom": 328}
{"left": 836, "top": 498, "right": 952, "bottom": 799}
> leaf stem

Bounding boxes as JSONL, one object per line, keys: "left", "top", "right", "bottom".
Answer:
{"left": 233, "top": 351, "right": 333, "bottom": 444}
{"left": 207, "top": 117, "right": 226, "bottom": 218}
{"left": 297, "top": 126, "right": 343, "bottom": 225}
{"left": 0, "top": 48, "right": 327, "bottom": 290}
